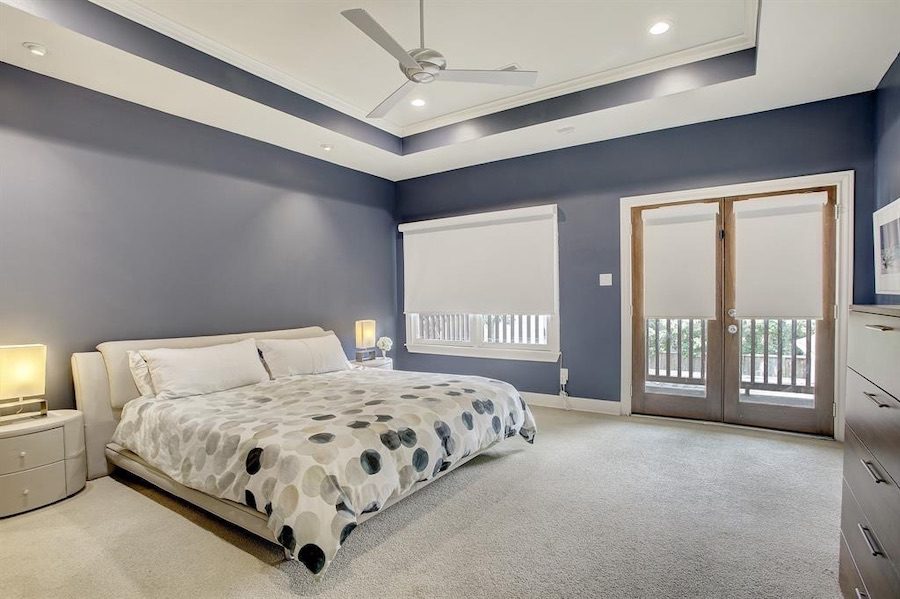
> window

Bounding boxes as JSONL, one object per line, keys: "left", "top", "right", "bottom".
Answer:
{"left": 400, "top": 205, "right": 560, "bottom": 362}
{"left": 407, "top": 313, "right": 558, "bottom": 361}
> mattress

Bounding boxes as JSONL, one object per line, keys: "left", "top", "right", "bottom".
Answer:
{"left": 112, "top": 368, "right": 536, "bottom": 576}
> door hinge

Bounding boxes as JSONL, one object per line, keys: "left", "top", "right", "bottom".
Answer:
{"left": 834, "top": 305, "right": 839, "bottom": 320}
{"left": 719, "top": 229, "right": 725, "bottom": 240}
{"left": 834, "top": 203, "right": 841, "bottom": 220}
{"left": 833, "top": 402, "right": 837, "bottom": 418}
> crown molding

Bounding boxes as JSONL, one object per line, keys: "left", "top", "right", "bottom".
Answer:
{"left": 89, "top": 0, "right": 404, "bottom": 136}
{"left": 90, "top": 0, "right": 758, "bottom": 139}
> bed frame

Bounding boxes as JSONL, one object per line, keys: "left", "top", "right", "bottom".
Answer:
{"left": 71, "top": 326, "right": 486, "bottom": 550}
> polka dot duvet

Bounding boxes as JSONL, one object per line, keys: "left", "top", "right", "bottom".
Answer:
{"left": 112, "top": 368, "right": 536, "bottom": 577}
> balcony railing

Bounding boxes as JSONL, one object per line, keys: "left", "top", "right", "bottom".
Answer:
{"left": 646, "top": 318, "right": 815, "bottom": 394}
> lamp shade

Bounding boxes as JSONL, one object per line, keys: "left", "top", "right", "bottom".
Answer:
{"left": 355, "top": 320, "right": 376, "bottom": 349}
{"left": 0, "top": 344, "right": 47, "bottom": 400}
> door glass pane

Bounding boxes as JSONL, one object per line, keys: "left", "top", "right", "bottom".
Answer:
{"left": 738, "top": 319, "right": 815, "bottom": 408}
{"left": 645, "top": 318, "right": 707, "bottom": 398}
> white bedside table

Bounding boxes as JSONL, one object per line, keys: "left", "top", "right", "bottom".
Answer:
{"left": 352, "top": 357, "right": 393, "bottom": 370}
{"left": 0, "top": 409, "right": 86, "bottom": 517}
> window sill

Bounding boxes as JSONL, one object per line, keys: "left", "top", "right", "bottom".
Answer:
{"left": 405, "top": 343, "right": 560, "bottom": 363}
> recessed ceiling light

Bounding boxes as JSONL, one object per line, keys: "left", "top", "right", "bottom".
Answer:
{"left": 410, "top": 98, "right": 426, "bottom": 107}
{"left": 320, "top": 144, "right": 333, "bottom": 152}
{"left": 556, "top": 126, "right": 576, "bottom": 135}
{"left": 22, "top": 42, "right": 47, "bottom": 57}
{"left": 649, "top": 21, "right": 670, "bottom": 35}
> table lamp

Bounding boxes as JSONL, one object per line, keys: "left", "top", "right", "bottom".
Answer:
{"left": 355, "top": 320, "right": 376, "bottom": 361}
{"left": 0, "top": 344, "right": 48, "bottom": 424}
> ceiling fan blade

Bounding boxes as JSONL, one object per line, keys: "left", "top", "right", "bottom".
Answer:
{"left": 367, "top": 80, "right": 418, "bottom": 118}
{"left": 439, "top": 69, "right": 538, "bottom": 86}
{"left": 341, "top": 9, "right": 422, "bottom": 72}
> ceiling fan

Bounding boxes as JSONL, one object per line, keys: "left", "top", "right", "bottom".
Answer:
{"left": 341, "top": 0, "right": 539, "bottom": 118}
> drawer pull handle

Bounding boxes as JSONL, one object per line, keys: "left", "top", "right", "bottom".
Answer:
{"left": 860, "top": 459, "right": 887, "bottom": 484}
{"left": 858, "top": 523, "right": 884, "bottom": 557}
{"left": 854, "top": 588, "right": 868, "bottom": 599}
{"left": 19, "top": 451, "right": 27, "bottom": 458}
{"left": 864, "top": 324, "right": 893, "bottom": 332}
{"left": 863, "top": 391, "right": 890, "bottom": 408}
{"left": 22, "top": 489, "right": 29, "bottom": 496}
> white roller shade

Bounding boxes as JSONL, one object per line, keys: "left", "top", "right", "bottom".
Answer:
{"left": 400, "top": 205, "right": 558, "bottom": 315}
{"left": 733, "top": 192, "right": 827, "bottom": 319}
{"left": 643, "top": 203, "right": 719, "bottom": 319}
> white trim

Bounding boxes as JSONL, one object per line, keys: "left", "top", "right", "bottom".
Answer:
{"left": 522, "top": 392, "right": 622, "bottom": 415}
{"left": 398, "top": 204, "right": 557, "bottom": 233}
{"left": 91, "top": 0, "right": 756, "bottom": 137}
{"left": 406, "top": 343, "right": 560, "bottom": 363}
{"left": 619, "top": 171, "right": 854, "bottom": 441}
{"left": 90, "top": 0, "right": 403, "bottom": 136}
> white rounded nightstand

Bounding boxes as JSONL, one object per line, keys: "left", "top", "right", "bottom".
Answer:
{"left": 352, "top": 357, "right": 393, "bottom": 370}
{"left": 0, "top": 409, "right": 86, "bottom": 517}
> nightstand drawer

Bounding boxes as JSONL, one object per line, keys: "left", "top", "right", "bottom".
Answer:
{"left": 0, "top": 427, "right": 64, "bottom": 475}
{"left": 0, "top": 461, "right": 66, "bottom": 517}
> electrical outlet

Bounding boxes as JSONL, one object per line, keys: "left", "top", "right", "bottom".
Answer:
{"left": 560, "top": 368, "right": 569, "bottom": 385}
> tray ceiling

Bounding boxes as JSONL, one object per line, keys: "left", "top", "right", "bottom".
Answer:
{"left": 93, "top": 0, "right": 758, "bottom": 135}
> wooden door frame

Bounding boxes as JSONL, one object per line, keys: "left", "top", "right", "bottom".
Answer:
{"left": 721, "top": 187, "right": 837, "bottom": 436}
{"left": 619, "top": 171, "right": 855, "bottom": 440}
{"left": 630, "top": 198, "right": 725, "bottom": 421}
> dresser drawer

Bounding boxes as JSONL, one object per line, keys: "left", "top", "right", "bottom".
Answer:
{"left": 840, "top": 533, "right": 870, "bottom": 599}
{"left": 844, "top": 426, "right": 900, "bottom": 567}
{"left": 845, "top": 368, "right": 900, "bottom": 482}
{"left": 849, "top": 312, "right": 900, "bottom": 403}
{"left": 841, "top": 481, "right": 900, "bottom": 599}
{"left": 0, "top": 426, "right": 64, "bottom": 475}
{"left": 0, "top": 461, "right": 67, "bottom": 517}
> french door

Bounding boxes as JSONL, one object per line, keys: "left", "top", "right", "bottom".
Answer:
{"left": 631, "top": 187, "right": 836, "bottom": 436}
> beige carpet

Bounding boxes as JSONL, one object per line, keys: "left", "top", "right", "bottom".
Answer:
{"left": 2, "top": 407, "right": 843, "bottom": 599}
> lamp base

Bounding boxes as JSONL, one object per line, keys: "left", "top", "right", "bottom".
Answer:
{"left": 355, "top": 348, "right": 375, "bottom": 362}
{"left": 0, "top": 397, "right": 48, "bottom": 425}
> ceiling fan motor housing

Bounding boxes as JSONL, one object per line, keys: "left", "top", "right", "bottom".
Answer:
{"left": 402, "top": 47, "right": 446, "bottom": 83}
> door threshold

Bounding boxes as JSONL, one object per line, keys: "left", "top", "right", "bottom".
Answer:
{"left": 630, "top": 413, "right": 836, "bottom": 441}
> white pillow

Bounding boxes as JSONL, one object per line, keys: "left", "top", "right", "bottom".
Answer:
{"left": 257, "top": 334, "right": 350, "bottom": 379}
{"left": 127, "top": 350, "right": 155, "bottom": 397}
{"left": 140, "top": 339, "right": 269, "bottom": 400}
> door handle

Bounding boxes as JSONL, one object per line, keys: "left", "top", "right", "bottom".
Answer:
{"left": 727, "top": 324, "right": 738, "bottom": 334}
{"left": 863, "top": 391, "right": 890, "bottom": 408}
{"left": 860, "top": 459, "right": 886, "bottom": 484}
{"left": 858, "top": 523, "right": 884, "bottom": 557}
{"left": 727, "top": 308, "right": 737, "bottom": 318}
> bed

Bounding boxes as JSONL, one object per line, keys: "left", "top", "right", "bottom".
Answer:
{"left": 71, "top": 326, "right": 536, "bottom": 577}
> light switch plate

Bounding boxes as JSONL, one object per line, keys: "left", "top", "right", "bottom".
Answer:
{"left": 598, "top": 273, "right": 613, "bottom": 286}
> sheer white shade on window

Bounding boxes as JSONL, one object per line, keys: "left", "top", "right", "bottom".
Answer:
{"left": 399, "top": 205, "right": 558, "bottom": 315}
{"left": 642, "top": 202, "right": 719, "bottom": 319}
{"left": 733, "top": 192, "right": 827, "bottom": 319}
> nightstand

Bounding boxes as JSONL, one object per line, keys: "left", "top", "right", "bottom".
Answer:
{"left": 353, "top": 357, "right": 393, "bottom": 370}
{"left": 0, "top": 409, "right": 86, "bottom": 517}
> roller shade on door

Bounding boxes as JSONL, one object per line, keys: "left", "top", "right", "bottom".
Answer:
{"left": 642, "top": 202, "right": 719, "bottom": 319}
{"left": 399, "top": 205, "right": 558, "bottom": 315}
{"left": 733, "top": 192, "right": 827, "bottom": 320}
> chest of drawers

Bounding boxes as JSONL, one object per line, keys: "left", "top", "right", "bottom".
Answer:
{"left": 839, "top": 306, "right": 900, "bottom": 599}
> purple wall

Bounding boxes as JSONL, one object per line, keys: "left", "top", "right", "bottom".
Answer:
{"left": 395, "top": 93, "right": 877, "bottom": 401}
{"left": 875, "top": 52, "right": 900, "bottom": 304}
{"left": 0, "top": 64, "right": 397, "bottom": 409}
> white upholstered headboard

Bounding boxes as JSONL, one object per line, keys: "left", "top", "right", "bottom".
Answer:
{"left": 72, "top": 326, "right": 329, "bottom": 479}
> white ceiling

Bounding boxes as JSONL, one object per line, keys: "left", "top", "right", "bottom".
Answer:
{"left": 1, "top": 0, "right": 899, "bottom": 182}
{"left": 94, "top": 0, "right": 757, "bottom": 135}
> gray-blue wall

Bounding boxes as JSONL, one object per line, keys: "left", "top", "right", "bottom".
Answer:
{"left": 875, "top": 52, "right": 900, "bottom": 304}
{"left": 0, "top": 64, "right": 397, "bottom": 410}
{"left": 395, "top": 93, "right": 877, "bottom": 402}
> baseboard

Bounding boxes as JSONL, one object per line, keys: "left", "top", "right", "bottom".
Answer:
{"left": 521, "top": 392, "right": 621, "bottom": 416}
